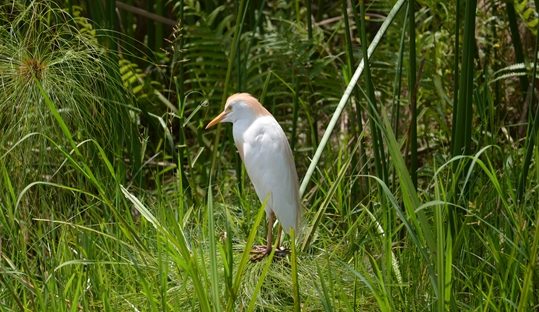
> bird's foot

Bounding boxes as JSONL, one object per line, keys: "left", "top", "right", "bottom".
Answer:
{"left": 250, "top": 245, "right": 289, "bottom": 262}
{"left": 250, "top": 245, "right": 270, "bottom": 262}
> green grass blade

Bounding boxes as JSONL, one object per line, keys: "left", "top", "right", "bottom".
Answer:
{"left": 299, "top": 0, "right": 406, "bottom": 197}
{"left": 245, "top": 247, "right": 276, "bottom": 311}
{"left": 505, "top": 1, "right": 529, "bottom": 94}
{"left": 517, "top": 13, "right": 539, "bottom": 200}
{"left": 451, "top": 0, "right": 477, "bottom": 158}
{"left": 208, "top": 0, "right": 248, "bottom": 177}
{"left": 231, "top": 203, "right": 266, "bottom": 304}
{"left": 290, "top": 229, "right": 300, "bottom": 312}
{"left": 517, "top": 149, "right": 539, "bottom": 311}
{"left": 407, "top": 0, "right": 418, "bottom": 187}
{"left": 207, "top": 179, "right": 222, "bottom": 311}
{"left": 359, "top": 0, "right": 387, "bottom": 185}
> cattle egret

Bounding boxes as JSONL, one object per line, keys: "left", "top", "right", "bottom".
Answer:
{"left": 206, "top": 93, "right": 300, "bottom": 260}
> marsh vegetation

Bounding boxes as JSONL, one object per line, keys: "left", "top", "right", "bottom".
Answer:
{"left": 1, "top": 0, "right": 538, "bottom": 310}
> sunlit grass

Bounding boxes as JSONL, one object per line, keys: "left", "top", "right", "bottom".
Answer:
{"left": 1, "top": 0, "right": 538, "bottom": 311}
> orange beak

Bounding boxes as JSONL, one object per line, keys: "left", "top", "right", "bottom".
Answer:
{"left": 205, "top": 110, "right": 228, "bottom": 129}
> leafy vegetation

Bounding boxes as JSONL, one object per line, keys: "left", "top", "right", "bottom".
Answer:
{"left": 1, "top": 0, "right": 538, "bottom": 311}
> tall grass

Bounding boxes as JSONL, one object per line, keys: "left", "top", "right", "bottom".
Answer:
{"left": 451, "top": 0, "right": 476, "bottom": 159}
{"left": 0, "top": 1, "right": 138, "bottom": 223}
{"left": 1, "top": 0, "right": 539, "bottom": 311}
{"left": 407, "top": 0, "right": 418, "bottom": 187}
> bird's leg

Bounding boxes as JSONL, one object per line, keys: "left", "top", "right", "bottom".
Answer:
{"left": 273, "top": 224, "right": 290, "bottom": 257}
{"left": 266, "top": 213, "right": 274, "bottom": 251}
{"left": 275, "top": 224, "right": 282, "bottom": 249}
{"left": 250, "top": 213, "right": 274, "bottom": 261}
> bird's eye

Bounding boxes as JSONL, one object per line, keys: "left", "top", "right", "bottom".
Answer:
{"left": 226, "top": 105, "right": 232, "bottom": 112}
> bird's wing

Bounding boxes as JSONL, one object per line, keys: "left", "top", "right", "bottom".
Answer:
{"left": 242, "top": 117, "right": 300, "bottom": 234}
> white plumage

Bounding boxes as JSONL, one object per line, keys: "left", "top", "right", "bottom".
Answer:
{"left": 206, "top": 93, "right": 300, "bottom": 257}
{"left": 235, "top": 114, "right": 300, "bottom": 233}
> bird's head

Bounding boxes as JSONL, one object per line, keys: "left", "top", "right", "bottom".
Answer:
{"left": 205, "top": 93, "right": 270, "bottom": 129}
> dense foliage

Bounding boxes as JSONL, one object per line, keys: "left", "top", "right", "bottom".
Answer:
{"left": 1, "top": 0, "right": 538, "bottom": 311}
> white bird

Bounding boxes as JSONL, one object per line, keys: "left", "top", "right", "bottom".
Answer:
{"left": 206, "top": 93, "right": 300, "bottom": 259}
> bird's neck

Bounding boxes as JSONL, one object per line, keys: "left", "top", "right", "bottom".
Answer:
{"left": 232, "top": 118, "right": 254, "bottom": 141}
{"left": 234, "top": 112, "right": 271, "bottom": 132}
{"left": 232, "top": 116, "right": 265, "bottom": 157}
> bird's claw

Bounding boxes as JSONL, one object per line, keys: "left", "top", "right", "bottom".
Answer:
{"left": 250, "top": 245, "right": 270, "bottom": 262}
{"left": 250, "top": 245, "right": 289, "bottom": 262}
